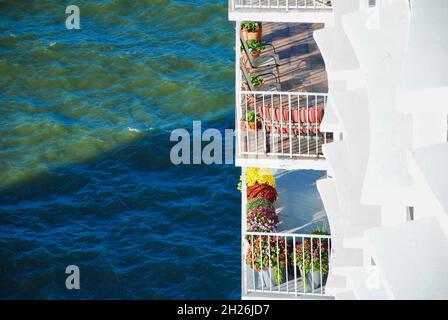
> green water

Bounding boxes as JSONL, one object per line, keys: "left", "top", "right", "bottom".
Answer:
{"left": 0, "top": 0, "right": 241, "bottom": 299}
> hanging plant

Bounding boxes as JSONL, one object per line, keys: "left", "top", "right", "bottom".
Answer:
{"left": 247, "top": 202, "right": 279, "bottom": 233}
{"left": 247, "top": 183, "right": 278, "bottom": 203}
{"left": 237, "top": 168, "right": 276, "bottom": 191}
{"left": 247, "top": 198, "right": 273, "bottom": 213}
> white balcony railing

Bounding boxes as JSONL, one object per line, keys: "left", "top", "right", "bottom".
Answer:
{"left": 231, "top": 0, "right": 333, "bottom": 10}
{"left": 243, "top": 231, "right": 332, "bottom": 297}
{"left": 237, "top": 91, "right": 332, "bottom": 160}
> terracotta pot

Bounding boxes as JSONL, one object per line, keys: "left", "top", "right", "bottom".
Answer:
{"left": 242, "top": 26, "right": 262, "bottom": 42}
{"left": 251, "top": 51, "right": 261, "bottom": 59}
{"left": 242, "top": 121, "right": 261, "bottom": 131}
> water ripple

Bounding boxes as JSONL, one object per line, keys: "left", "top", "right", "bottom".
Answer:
{"left": 0, "top": 0, "right": 239, "bottom": 299}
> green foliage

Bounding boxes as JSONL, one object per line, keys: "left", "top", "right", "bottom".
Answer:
{"left": 243, "top": 110, "right": 259, "bottom": 123}
{"left": 250, "top": 74, "right": 263, "bottom": 86}
{"left": 247, "top": 198, "right": 273, "bottom": 213}
{"left": 246, "top": 40, "right": 266, "bottom": 54}
{"left": 241, "top": 22, "right": 262, "bottom": 32}
{"left": 245, "top": 235, "right": 293, "bottom": 285}
{"left": 295, "top": 229, "right": 331, "bottom": 288}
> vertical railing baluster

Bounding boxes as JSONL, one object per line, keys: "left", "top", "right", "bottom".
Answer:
{"left": 260, "top": 235, "right": 263, "bottom": 293}
{"left": 288, "top": 94, "right": 293, "bottom": 158}
{"left": 276, "top": 236, "right": 280, "bottom": 293}
{"left": 280, "top": 94, "right": 284, "bottom": 155}
{"left": 319, "top": 237, "right": 323, "bottom": 295}
{"left": 251, "top": 235, "right": 255, "bottom": 291}
{"left": 306, "top": 95, "right": 310, "bottom": 156}
{"left": 315, "top": 94, "right": 318, "bottom": 156}
{"left": 268, "top": 235, "right": 272, "bottom": 292}
{"left": 238, "top": 92, "right": 242, "bottom": 157}
{"left": 254, "top": 94, "right": 258, "bottom": 155}
{"left": 271, "top": 94, "right": 275, "bottom": 155}
{"left": 285, "top": 235, "right": 288, "bottom": 294}
{"left": 263, "top": 94, "right": 267, "bottom": 154}
{"left": 293, "top": 236, "right": 297, "bottom": 296}
{"left": 311, "top": 236, "right": 314, "bottom": 294}
{"left": 298, "top": 94, "right": 301, "bottom": 156}
{"left": 302, "top": 236, "right": 305, "bottom": 294}
{"left": 245, "top": 93, "right": 249, "bottom": 154}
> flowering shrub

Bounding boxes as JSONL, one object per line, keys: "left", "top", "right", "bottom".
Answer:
{"left": 245, "top": 235, "right": 293, "bottom": 284}
{"left": 247, "top": 198, "right": 273, "bottom": 213}
{"left": 247, "top": 204, "right": 279, "bottom": 233}
{"left": 237, "top": 168, "right": 276, "bottom": 191}
{"left": 247, "top": 183, "right": 278, "bottom": 203}
{"left": 295, "top": 230, "right": 330, "bottom": 278}
{"left": 247, "top": 198, "right": 278, "bottom": 232}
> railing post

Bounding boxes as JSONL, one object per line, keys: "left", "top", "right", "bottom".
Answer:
{"left": 288, "top": 94, "right": 293, "bottom": 158}
{"left": 293, "top": 236, "right": 297, "bottom": 296}
{"left": 241, "top": 167, "right": 248, "bottom": 296}
{"left": 235, "top": 21, "right": 242, "bottom": 158}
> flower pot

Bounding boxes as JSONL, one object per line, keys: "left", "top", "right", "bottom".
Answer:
{"left": 306, "top": 271, "right": 328, "bottom": 292}
{"left": 251, "top": 51, "right": 261, "bottom": 59}
{"left": 242, "top": 121, "right": 261, "bottom": 131}
{"left": 251, "top": 267, "right": 288, "bottom": 290}
{"left": 242, "top": 26, "right": 262, "bottom": 42}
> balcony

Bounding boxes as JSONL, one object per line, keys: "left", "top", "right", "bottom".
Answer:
{"left": 241, "top": 169, "right": 333, "bottom": 299}
{"left": 237, "top": 91, "right": 333, "bottom": 169}
{"left": 229, "top": 0, "right": 334, "bottom": 24}
{"left": 235, "top": 22, "right": 333, "bottom": 170}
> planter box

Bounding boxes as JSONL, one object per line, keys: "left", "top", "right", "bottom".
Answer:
{"left": 307, "top": 271, "right": 328, "bottom": 292}
{"left": 248, "top": 267, "right": 289, "bottom": 290}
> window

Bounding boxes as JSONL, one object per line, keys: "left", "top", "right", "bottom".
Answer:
{"left": 406, "top": 206, "right": 414, "bottom": 221}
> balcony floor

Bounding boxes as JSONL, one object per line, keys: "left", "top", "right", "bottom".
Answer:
{"left": 245, "top": 273, "right": 333, "bottom": 299}
{"left": 239, "top": 131, "right": 332, "bottom": 156}
{"left": 259, "top": 22, "right": 328, "bottom": 93}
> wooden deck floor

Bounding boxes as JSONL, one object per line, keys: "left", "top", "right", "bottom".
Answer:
{"left": 258, "top": 22, "right": 328, "bottom": 93}
{"left": 239, "top": 130, "right": 333, "bottom": 159}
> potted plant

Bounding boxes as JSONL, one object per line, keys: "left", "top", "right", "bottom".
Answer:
{"left": 245, "top": 235, "right": 293, "bottom": 289}
{"left": 246, "top": 40, "right": 266, "bottom": 58}
{"left": 295, "top": 229, "right": 330, "bottom": 291}
{"left": 246, "top": 198, "right": 279, "bottom": 233}
{"left": 237, "top": 167, "right": 276, "bottom": 191}
{"left": 242, "top": 110, "right": 261, "bottom": 131}
{"left": 241, "top": 22, "right": 262, "bottom": 42}
{"left": 250, "top": 74, "right": 263, "bottom": 87}
{"left": 242, "top": 74, "right": 263, "bottom": 89}
{"left": 247, "top": 183, "right": 278, "bottom": 203}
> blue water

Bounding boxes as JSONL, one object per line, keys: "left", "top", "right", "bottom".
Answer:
{"left": 0, "top": 0, "right": 240, "bottom": 299}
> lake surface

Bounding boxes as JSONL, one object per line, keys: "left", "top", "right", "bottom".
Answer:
{"left": 0, "top": 0, "right": 241, "bottom": 299}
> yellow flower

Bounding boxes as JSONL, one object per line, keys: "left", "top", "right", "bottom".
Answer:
{"left": 237, "top": 168, "right": 276, "bottom": 191}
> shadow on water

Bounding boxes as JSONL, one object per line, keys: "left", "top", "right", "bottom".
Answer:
{"left": 0, "top": 127, "right": 241, "bottom": 299}
{"left": 0, "top": 0, "right": 241, "bottom": 299}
